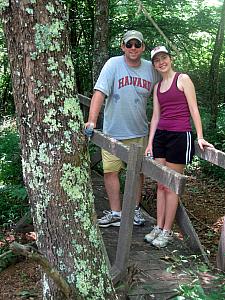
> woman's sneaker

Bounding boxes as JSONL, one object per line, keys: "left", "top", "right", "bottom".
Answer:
{"left": 144, "top": 225, "right": 162, "bottom": 243}
{"left": 98, "top": 210, "right": 121, "bottom": 227}
{"left": 151, "top": 229, "right": 173, "bottom": 248}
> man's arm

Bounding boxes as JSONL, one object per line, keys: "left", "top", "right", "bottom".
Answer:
{"left": 86, "top": 90, "right": 106, "bottom": 128}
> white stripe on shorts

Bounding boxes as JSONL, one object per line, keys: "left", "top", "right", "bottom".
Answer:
{"left": 185, "top": 132, "right": 191, "bottom": 164}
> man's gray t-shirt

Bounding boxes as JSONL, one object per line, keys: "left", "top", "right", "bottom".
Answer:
{"left": 94, "top": 55, "right": 159, "bottom": 140}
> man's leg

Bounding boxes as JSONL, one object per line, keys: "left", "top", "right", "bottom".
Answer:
{"left": 97, "top": 149, "right": 123, "bottom": 227}
{"left": 104, "top": 171, "right": 121, "bottom": 212}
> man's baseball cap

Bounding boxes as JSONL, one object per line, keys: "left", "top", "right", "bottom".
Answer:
{"left": 123, "top": 30, "right": 144, "bottom": 44}
{"left": 151, "top": 46, "right": 169, "bottom": 60}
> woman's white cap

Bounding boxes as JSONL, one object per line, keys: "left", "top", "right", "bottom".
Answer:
{"left": 151, "top": 46, "right": 169, "bottom": 60}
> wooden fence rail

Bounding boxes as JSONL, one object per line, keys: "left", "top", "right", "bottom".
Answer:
{"left": 78, "top": 93, "right": 225, "bottom": 279}
{"left": 195, "top": 142, "right": 225, "bottom": 271}
{"left": 91, "top": 130, "right": 193, "bottom": 282}
{"left": 91, "top": 130, "right": 187, "bottom": 195}
{"left": 195, "top": 142, "right": 225, "bottom": 168}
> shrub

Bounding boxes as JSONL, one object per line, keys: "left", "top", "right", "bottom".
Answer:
{"left": 0, "top": 117, "right": 23, "bottom": 185}
{"left": 0, "top": 185, "right": 28, "bottom": 226}
{"left": 0, "top": 117, "right": 28, "bottom": 227}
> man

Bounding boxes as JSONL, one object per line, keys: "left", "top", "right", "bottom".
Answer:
{"left": 86, "top": 30, "right": 159, "bottom": 227}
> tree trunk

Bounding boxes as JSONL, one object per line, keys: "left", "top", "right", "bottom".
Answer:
{"left": 69, "top": 0, "right": 95, "bottom": 95}
{"left": 208, "top": 0, "right": 225, "bottom": 129}
{"left": 92, "top": 0, "right": 109, "bottom": 84}
{"left": 2, "top": 1, "right": 116, "bottom": 299}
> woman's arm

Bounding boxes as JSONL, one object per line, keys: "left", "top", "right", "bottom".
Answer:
{"left": 179, "top": 74, "right": 213, "bottom": 150}
{"left": 145, "top": 84, "right": 161, "bottom": 156}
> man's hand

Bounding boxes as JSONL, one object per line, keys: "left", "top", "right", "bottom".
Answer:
{"left": 84, "top": 122, "right": 95, "bottom": 138}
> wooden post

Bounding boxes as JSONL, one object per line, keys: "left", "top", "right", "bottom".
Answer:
{"left": 176, "top": 202, "right": 209, "bottom": 264}
{"left": 217, "top": 217, "right": 225, "bottom": 271}
{"left": 90, "top": 148, "right": 102, "bottom": 168}
{"left": 111, "top": 143, "right": 143, "bottom": 282}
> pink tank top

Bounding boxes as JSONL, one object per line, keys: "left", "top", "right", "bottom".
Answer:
{"left": 157, "top": 72, "right": 192, "bottom": 132}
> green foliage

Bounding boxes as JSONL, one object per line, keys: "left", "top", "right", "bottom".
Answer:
{"left": 0, "top": 0, "right": 224, "bottom": 226}
{"left": 0, "top": 249, "right": 18, "bottom": 272}
{"left": 167, "top": 254, "right": 225, "bottom": 300}
{"left": 0, "top": 118, "right": 28, "bottom": 226}
{"left": 173, "top": 278, "right": 225, "bottom": 299}
{"left": 0, "top": 185, "right": 28, "bottom": 226}
{"left": 0, "top": 24, "right": 14, "bottom": 116}
{"left": 0, "top": 118, "right": 23, "bottom": 185}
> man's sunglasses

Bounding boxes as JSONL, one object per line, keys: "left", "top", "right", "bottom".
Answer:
{"left": 125, "top": 41, "right": 142, "bottom": 49}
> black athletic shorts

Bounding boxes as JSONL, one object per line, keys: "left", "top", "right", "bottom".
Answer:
{"left": 153, "top": 129, "right": 195, "bottom": 164}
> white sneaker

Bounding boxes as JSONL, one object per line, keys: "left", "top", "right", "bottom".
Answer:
{"left": 98, "top": 210, "right": 121, "bottom": 227}
{"left": 144, "top": 225, "right": 162, "bottom": 243}
{"left": 152, "top": 229, "right": 173, "bottom": 248}
{"left": 134, "top": 207, "right": 145, "bottom": 226}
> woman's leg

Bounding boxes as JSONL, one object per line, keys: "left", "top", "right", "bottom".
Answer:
{"left": 163, "top": 162, "right": 185, "bottom": 231}
{"left": 144, "top": 158, "right": 167, "bottom": 243}
{"left": 155, "top": 158, "right": 167, "bottom": 228}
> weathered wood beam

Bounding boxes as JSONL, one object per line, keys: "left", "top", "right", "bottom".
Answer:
{"left": 78, "top": 93, "right": 104, "bottom": 114}
{"left": 195, "top": 142, "right": 225, "bottom": 169}
{"left": 91, "top": 130, "right": 187, "bottom": 195}
{"left": 141, "top": 157, "right": 187, "bottom": 196}
{"left": 176, "top": 202, "right": 210, "bottom": 264}
{"left": 113, "top": 144, "right": 143, "bottom": 280}
{"left": 91, "top": 130, "right": 129, "bottom": 163}
{"left": 90, "top": 148, "right": 102, "bottom": 168}
{"left": 110, "top": 265, "right": 125, "bottom": 284}
{"left": 78, "top": 94, "right": 91, "bottom": 108}
{"left": 78, "top": 94, "right": 104, "bottom": 128}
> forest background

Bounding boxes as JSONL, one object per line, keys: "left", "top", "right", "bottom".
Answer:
{"left": 0, "top": 0, "right": 225, "bottom": 290}
{"left": 1, "top": 0, "right": 225, "bottom": 223}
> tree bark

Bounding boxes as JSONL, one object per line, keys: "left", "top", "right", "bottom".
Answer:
{"left": 69, "top": 0, "right": 95, "bottom": 95}
{"left": 92, "top": 0, "right": 109, "bottom": 84}
{"left": 2, "top": 1, "right": 116, "bottom": 299}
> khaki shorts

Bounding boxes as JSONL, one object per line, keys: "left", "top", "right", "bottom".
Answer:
{"left": 102, "top": 136, "right": 148, "bottom": 173}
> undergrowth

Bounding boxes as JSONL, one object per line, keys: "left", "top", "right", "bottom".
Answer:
{"left": 0, "top": 117, "right": 28, "bottom": 227}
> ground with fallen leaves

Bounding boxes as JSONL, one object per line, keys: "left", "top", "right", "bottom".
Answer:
{"left": 0, "top": 173, "right": 224, "bottom": 299}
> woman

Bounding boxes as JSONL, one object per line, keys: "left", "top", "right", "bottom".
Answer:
{"left": 144, "top": 46, "right": 213, "bottom": 248}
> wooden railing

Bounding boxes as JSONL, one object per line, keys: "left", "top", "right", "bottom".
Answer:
{"left": 78, "top": 93, "right": 225, "bottom": 279}
{"left": 195, "top": 142, "right": 225, "bottom": 271}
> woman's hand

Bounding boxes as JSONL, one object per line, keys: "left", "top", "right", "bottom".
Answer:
{"left": 145, "top": 144, "right": 153, "bottom": 158}
{"left": 197, "top": 138, "right": 214, "bottom": 150}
